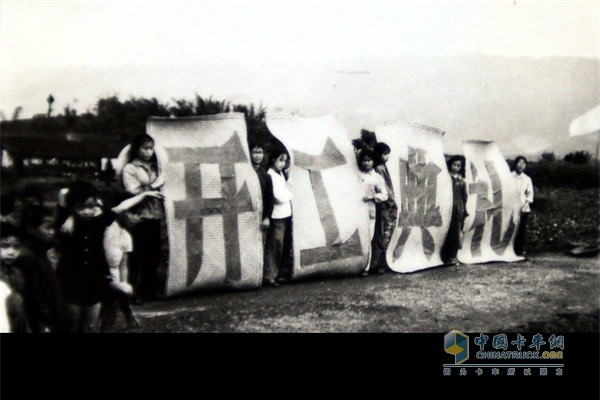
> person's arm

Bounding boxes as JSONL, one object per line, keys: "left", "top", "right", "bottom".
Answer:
{"left": 373, "top": 175, "right": 388, "bottom": 203}
{"left": 119, "top": 253, "right": 129, "bottom": 284}
{"left": 111, "top": 191, "right": 164, "bottom": 214}
{"left": 263, "top": 175, "right": 274, "bottom": 222}
{"left": 525, "top": 176, "right": 534, "bottom": 205}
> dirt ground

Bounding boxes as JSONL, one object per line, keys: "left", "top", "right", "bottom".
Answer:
{"left": 110, "top": 253, "right": 599, "bottom": 333}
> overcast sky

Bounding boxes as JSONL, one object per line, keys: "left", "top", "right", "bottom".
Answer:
{"left": 2, "top": 0, "right": 598, "bottom": 74}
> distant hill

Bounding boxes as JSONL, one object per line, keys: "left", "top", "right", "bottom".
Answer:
{"left": 1, "top": 55, "right": 597, "bottom": 157}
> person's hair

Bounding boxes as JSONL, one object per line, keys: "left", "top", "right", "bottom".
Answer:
{"left": 269, "top": 148, "right": 289, "bottom": 168}
{"left": 127, "top": 134, "right": 157, "bottom": 165}
{"left": 21, "top": 206, "right": 53, "bottom": 231}
{"left": 250, "top": 141, "right": 267, "bottom": 152}
{"left": 20, "top": 185, "right": 44, "bottom": 205}
{"left": 1, "top": 194, "right": 15, "bottom": 216}
{"left": 0, "top": 222, "right": 21, "bottom": 240}
{"left": 65, "top": 181, "right": 98, "bottom": 211}
{"left": 447, "top": 155, "right": 466, "bottom": 177}
{"left": 374, "top": 142, "right": 391, "bottom": 166}
{"left": 513, "top": 156, "right": 528, "bottom": 171}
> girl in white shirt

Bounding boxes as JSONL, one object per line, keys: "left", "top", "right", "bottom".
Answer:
{"left": 265, "top": 150, "right": 293, "bottom": 287}
{"left": 358, "top": 149, "right": 388, "bottom": 275}
{"left": 512, "top": 156, "right": 534, "bottom": 256}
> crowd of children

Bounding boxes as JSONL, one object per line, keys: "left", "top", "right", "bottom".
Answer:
{"left": 0, "top": 132, "right": 534, "bottom": 333}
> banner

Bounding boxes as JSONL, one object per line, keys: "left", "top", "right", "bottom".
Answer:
{"left": 266, "top": 114, "right": 370, "bottom": 279}
{"left": 146, "top": 113, "right": 263, "bottom": 296}
{"left": 458, "top": 140, "right": 523, "bottom": 264}
{"left": 372, "top": 122, "right": 452, "bottom": 273}
{"left": 569, "top": 104, "right": 600, "bottom": 137}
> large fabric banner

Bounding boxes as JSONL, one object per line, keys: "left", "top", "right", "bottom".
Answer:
{"left": 458, "top": 140, "right": 523, "bottom": 264}
{"left": 373, "top": 122, "right": 452, "bottom": 273}
{"left": 147, "top": 113, "right": 263, "bottom": 296}
{"left": 266, "top": 114, "right": 370, "bottom": 279}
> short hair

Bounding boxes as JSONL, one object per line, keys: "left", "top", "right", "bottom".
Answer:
{"left": 0, "top": 222, "right": 21, "bottom": 240}
{"left": 447, "top": 155, "right": 466, "bottom": 177}
{"left": 1, "top": 194, "right": 15, "bottom": 216}
{"left": 65, "top": 181, "right": 98, "bottom": 211}
{"left": 513, "top": 156, "right": 528, "bottom": 171}
{"left": 21, "top": 206, "right": 53, "bottom": 231}
{"left": 20, "top": 185, "right": 44, "bottom": 205}
{"left": 249, "top": 141, "right": 268, "bottom": 152}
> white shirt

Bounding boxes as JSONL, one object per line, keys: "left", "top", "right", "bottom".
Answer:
{"left": 361, "top": 169, "right": 388, "bottom": 203}
{"left": 512, "top": 171, "right": 534, "bottom": 213}
{"left": 103, "top": 221, "right": 133, "bottom": 281}
{"left": 268, "top": 168, "right": 293, "bottom": 219}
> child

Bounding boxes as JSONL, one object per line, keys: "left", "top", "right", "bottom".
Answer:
{"left": 372, "top": 142, "right": 397, "bottom": 274}
{"left": 122, "top": 134, "right": 165, "bottom": 301}
{"left": 99, "top": 194, "right": 143, "bottom": 332}
{"left": 250, "top": 142, "right": 274, "bottom": 282}
{"left": 0, "top": 222, "right": 46, "bottom": 332}
{"left": 265, "top": 150, "right": 293, "bottom": 287}
{"left": 20, "top": 206, "right": 66, "bottom": 332}
{"left": 512, "top": 156, "right": 534, "bottom": 257}
{"left": 56, "top": 181, "right": 163, "bottom": 332}
{"left": 441, "top": 155, "right": 468, "bottom": 264}
{"left": 250, "top": 142, "right": 274, "bottom": 232}
{"left": 358, "top": 149, "right": 388, "bottom": 276}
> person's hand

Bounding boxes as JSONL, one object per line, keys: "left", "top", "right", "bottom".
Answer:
{"left": 144, "top": 191, "right": 165, "bottom": 201}
{"left": 60, "top": 216, "right": 75, "bottom": 235}
{"left": 261, "top": 218, "right": 270, "bottom": 230}
{"left": 363, "top": 196, "right": 371, "bottom": 202}
{"left": 151, "top": 174, "right": 165, "bottom": 189}
{"left": 112, "top": 281, "right": 134, "bottom": 296}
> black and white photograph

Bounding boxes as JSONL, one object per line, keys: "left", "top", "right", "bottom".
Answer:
{"left": 0, "top": 0, "right": 598, "bottom": 348}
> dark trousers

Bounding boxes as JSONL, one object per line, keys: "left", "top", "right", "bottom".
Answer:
{"left": 441, "top": 207, "right": 464, "bottom": 263}
{"left": 370, "top": 204, "right": 397, "bottom": 270}
{"left": 514, "top": 212, "right": 529, "bottom": 256}
{"left": 99, "top": 285, "right": 134, "bottom": 330}
{"left": 131, "top": 219, "right": 161, "bottom": 299}
{"left": 264, "top": 217, "right": 292, "bottom": 282}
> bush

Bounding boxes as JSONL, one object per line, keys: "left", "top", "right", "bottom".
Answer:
{"left": 564, "top": 151, "right": 592, "bottom": 165}
{"left": 540, "top": 151, "right": 556, "bottom": 162}
{"left": 527, "top": 161, "right": 599, "bottom": 189}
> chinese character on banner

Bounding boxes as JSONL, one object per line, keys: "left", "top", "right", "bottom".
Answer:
{"left": 524, "top": 368, "right": 532, "bottom": 376}
{"left": 540, "top": 368, "right": 548, "bottom": 376}
{"left": 443, "top": 368, "right": 451, "bottom": 376}
{"left": 492, "top": 368, "right": 500, "bottom": 376}
{"left": 507, "top": 368, "right": 516, "bottom": 376}
{"left": 393, "top": 147, "right": 442, "bottom": 261}
{"left": 460, "top": 368, "right": 467, "bottom": 376}
{"left": 475, "top": 368, "right": 484, "bottom": 376}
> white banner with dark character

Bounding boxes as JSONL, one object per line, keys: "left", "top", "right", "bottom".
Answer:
{"left": 458, "top": 140, "right": 524, "bottom": 264}
{"left": 373, "top": 122, "right": 453, "bottom": 273}
{"left": 266, "top": 114, "right": 370, "bottom": 279}
{"left": 148, "top": 113, "right": 263, "bottom": 296}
